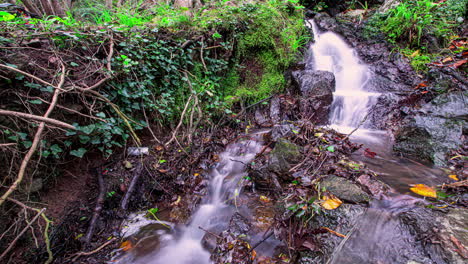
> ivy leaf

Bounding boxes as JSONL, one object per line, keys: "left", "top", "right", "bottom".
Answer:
{"left": 70, "top": 148, "right": 87, "bottom": 158}
{"left": 28, "top": 99, "right": 43, "bottom": 104}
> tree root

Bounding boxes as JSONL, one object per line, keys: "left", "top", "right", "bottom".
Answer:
{"left": 120, "top": 162, "right": 144, "bottom": 211}
{"left": 84, "top": 167, "right": 106, "bottom": 246}
{"left": 0, "top": 110, "right": 76, "bottom": 130}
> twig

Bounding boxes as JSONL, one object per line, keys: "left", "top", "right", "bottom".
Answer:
{"left": 121, "top": 163, "right": 144, "bottom": 211}
{"left": 0, "top": 63, "right": 54, "bottom": 88}
{"left": 0, "top": 109, "right": 76, "bottom": 130}
{"left": 198, "top": 226, "right": 222, "bottom": 239}
{"left": 84, "top": 168, "right": 106, "bottom": 245}
{"left": 321, "top": 226, "right": 345, "bottom": 238}
{"left": 5, "top": 198, "right": 53, "bottom": 264}
{"left": 0, "top": 63, "right": 66, "bottom": 207}
{"left": 0, "top": 208, "right": 46, "bottom": 261}
{"left": 71, "top": 237, "right": 117, "bottom": 261}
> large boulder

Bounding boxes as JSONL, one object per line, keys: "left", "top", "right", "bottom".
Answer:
{"left": 291, "top": 70, "right": 335, "bottom": 124}
{"left": 394, "top": 91, "right": 467, "bottom": 166}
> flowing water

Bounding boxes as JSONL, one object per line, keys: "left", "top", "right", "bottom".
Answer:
{"left": 307, "top": 19, "right": 447, "bottom": 264}
{"left": 118, "top": 132, "right": 268, "bottom": 264}
{"left": 117, "top": 19, "right": 449, "bottom": 264}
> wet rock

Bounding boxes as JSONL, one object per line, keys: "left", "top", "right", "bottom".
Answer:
{"left": 300, "top": 204, "right": 366, "bottom": 263}
{"left": 394, "top": 91, "right": 467, "bottom": 166}
{"left": 270, "top": 96, "right": 282, "bottom": 124}
{"left": 249, "top": 166, "right": 282, "bottom": 192}
{"left": 291, "top": 70, "right": 335, "bottom": 124}
{"left": 267, "top": 139, "right": 301, "bottom": 177}
{"left": 212, "top": 213, "right": 253, "bottom": 264}
{"left": 378, "top": 0, "right": 401, "bottom": 13}
{"left": 357, "top": 174, "right": 389, "bottom": 198}
{"left": 254, "top": 109, "right": 271, "bottom": 127}
{"left": 397, "top": 206, "right": 468, "bottom": 264}
{"left": 291, "top": 70, "right": 335, "bottom": 97}
{"left": 228, "top": 212, "right": 251, "bottom": 235}
{"left": 270, "top": 123, "right": 298, "bottom": 141}
{"left": 320, "top": 175, "right": 370, "bottom": 203}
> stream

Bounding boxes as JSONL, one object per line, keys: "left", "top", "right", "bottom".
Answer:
{"left": 116, "top": 19, "right": 451, "bottom": 264}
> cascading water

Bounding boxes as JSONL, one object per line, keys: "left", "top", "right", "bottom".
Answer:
{"left": 307, "top": 20, "right": 379, "bottom": 134}
{"left": 123, "top": 133, "right": 265, "bottom": 264}
{"left": 305, "top": 19, "right": 448, "bottom": 264}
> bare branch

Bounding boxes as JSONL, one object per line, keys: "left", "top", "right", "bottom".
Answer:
{"left": 0, "top": 109, "right": 76, "bottom": 130}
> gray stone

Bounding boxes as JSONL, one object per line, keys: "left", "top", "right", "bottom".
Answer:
{"left": 394, "top": 91, "right": 467, "bottom": 166}
{"left": 267, "top": 139, "right": 301, "bottom": 176}
{"left": 291, "top": 70, "right": 335, "bottom": 124}
{"left": 320, "top": 175, "right": 370, "bottom": 203}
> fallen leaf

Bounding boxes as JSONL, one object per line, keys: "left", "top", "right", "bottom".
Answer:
{"left": 451, "top": 59, "right": 467, "bottom": 68}
{"left": 321, "top": 195, "right": 342, "bottom": 210}
{"left": 364, "top": 148, "right": 377, "bottom": 158}
{"left": 120, "top": 240, "right": 133, "bottom": 251}
{"left": 410, "top": 184, "right": 437, "bottom": 198}
{"left": 448, "top": 175, "right": 459, "bottom": 181}
{"left": 259, "top": 195, "right": 271, "bottom": 203}
{"left": 302, "top": 240, "right": 317, "bottom": 250}
{"left": 158, "top": 169, "right": 169, "bottom": 173}
{"left": 410, "top": 50, "right": 420, "bottom": 57}
{"left": 442, "top": 57, "right": 453, "bottom": 63}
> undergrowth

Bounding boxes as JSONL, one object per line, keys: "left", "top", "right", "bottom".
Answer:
{"left": 0, "top": 0, "right": 306, "bottom": 183}
{"left": 364, "top": 0, "right": 467, "bottom": 72}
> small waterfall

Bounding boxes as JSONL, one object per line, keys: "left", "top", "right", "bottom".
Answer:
{"left": 132, "top": 133, "right": 265, "bottom": 264}
{"left": 307, "top": 20, "right": 379, "bottom": 134}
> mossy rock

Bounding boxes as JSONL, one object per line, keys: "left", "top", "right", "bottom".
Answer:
{"left": 320, "top": 175, "right": 370, "bottom": 203}
{"left": 268, "top": 139, "right": 301, "bottom": 177}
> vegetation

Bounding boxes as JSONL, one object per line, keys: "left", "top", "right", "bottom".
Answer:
{"left": 0, "top": 1, "right": 306, "bottom": 261}
{"left": 365, "top": 0, "right": 467, "bottom": 72}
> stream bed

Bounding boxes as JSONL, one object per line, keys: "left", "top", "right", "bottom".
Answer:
{"left": 113, "top": 17, "right": 465, "bottom": 264}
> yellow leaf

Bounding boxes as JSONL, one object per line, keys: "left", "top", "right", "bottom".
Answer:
{"left": 259, "top": 195, "right": 271, "bottom": 203}
{"left": 321, "top": 195, "right": 342, "bottom": 210}
{"left": 410, "top": 50, "right": 420, "bottom": 57}
{"left": 410, "top": 184, "right": 437, "bottom": 198}
{"left": 448, "top": 175, "right": 459, "bottom": 181}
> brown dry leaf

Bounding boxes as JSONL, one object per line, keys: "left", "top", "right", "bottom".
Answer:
{"left": 410, "top": 184, "right": 437, "bottom": 198}
{"left": 451, "top": 59, "right": 467, "bottom": 68}
{"left": 448, "top": 174, "right": 459, "bottom": 181}
{"left": 154, "top": 145, "right": 164, "bottom": 151}
{"left": 120, "top": 240, "right": 133, "bottom": 251}
{"left": 442, "top": 57, "right": 454, "bottom": 63}
{"left": 321, "top": 195, "right": 342, "bottom": 210}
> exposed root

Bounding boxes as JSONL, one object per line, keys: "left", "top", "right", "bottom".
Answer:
{"left": 84, "top": 168, "right": 107, "bottom": 246}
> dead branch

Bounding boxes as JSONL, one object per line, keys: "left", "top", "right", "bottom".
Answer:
{"left": 84, "top": 168, "right": 106, "bottom": 246}
{"left": 0, "top": 208, "right": 46, "bottom": 261}
{"left": 0, "top": 63, "right": 66, "bottom": 207}
{"left": 121, "top": 162, "right": 144, "bottom": 211}
{"left": 71, "top": 237, "right": 117, "bottom": 262}
{"left": 71, "top": 34, "right": 114, "bottom": 92}
{"left": 0, "top": 63, "right": 55, "bottom": 88}
{"left": 0, "top": 109, "right": 76, "bottom": 130}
